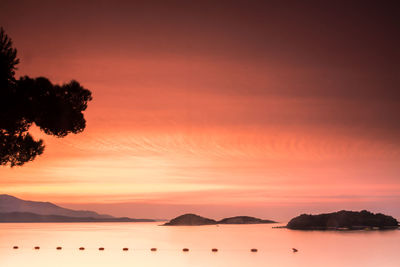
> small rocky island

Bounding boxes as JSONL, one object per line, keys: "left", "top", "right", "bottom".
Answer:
{"left": 218, "top": 216, "right": 275, "bottom": 224}
{"left": 287, "top": 210, "right": 399, "bottom": 230}
{"left": 163, "top": 214, "right": 217, "bottom": 226}
{"left": 163, "top": 213, "right": 276, "bottom": 226}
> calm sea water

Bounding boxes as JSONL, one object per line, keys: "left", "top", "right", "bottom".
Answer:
{"left": 1, "top": 222, "right": 399, "bottom": 267}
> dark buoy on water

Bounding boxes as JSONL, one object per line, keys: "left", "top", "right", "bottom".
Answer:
{"left": 99, "top": 247, "right": 104, "bottom": 251}
{"left": 182, "top": 248, "right": 189, "bottom": 252}
{"left": 212, "top": 248, "right": 218, "bottom": 252}
{"left": 56, "top": 247, "right": 62, "bottom": 250}
{"left": 251, "top": 248, "right": 258, "bottom": 252}
{"left": 79, "top": 247, "right": 85, "bottom": 251}
{"left": 34, "top": 246, "right": 40, "bottom": 250}
{"left": 123, "top": 247, "right": 129, "bottom": 251}
{"left": 13, "top": 246, "right": 18, "bottom": 249}
{"left": 292, "top": 248, "right": 298, "bottom": 253}
{"left": 151, "top": 248, "right": 157, "bottom": 251}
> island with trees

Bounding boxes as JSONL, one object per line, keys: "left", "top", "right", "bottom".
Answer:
{"left": 286, "top": 210, "right": 399, "bottom": 230}
{"left": 163, "top": 213, "right": 276, "bottom": 226}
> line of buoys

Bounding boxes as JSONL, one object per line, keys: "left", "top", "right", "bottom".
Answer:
{"left": 9, "top": 246, "right": 271, "bottom": 253}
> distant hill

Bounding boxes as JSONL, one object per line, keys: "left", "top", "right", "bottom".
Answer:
{"left": 0, "top": 194, "right": 112, "bottom": 219}
{"left": 0, "top": 212, "right": 154, "bottom": 222}
{"left": 287, "top": 210, "right": 399, "bottom": 230}
{"left": 164, "top": 214, "right": 217, "bottom": 226}
{"left": 164, "top": 214, "right": 276, "bottom": 226}
{"left": 0, "top": 194, "right": 156, "bottom": 222}
{"left": 218, "top": 216, "right": 276, "bottom": 224}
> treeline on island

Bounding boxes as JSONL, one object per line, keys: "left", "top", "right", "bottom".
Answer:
{"left": 286, "top": 210, "right": 399, "bottom": 230}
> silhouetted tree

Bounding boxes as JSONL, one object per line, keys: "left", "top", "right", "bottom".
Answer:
{"left": 0, "top": 27, "right": 92, "bottom": 166}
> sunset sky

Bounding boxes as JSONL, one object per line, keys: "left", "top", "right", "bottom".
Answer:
{"left": 0, "top": 0, "right": 399, "bottom": 220}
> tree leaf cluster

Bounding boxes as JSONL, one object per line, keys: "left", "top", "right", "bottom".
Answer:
{"left": 0, "top": 27, "right": 92, "bottom": 166}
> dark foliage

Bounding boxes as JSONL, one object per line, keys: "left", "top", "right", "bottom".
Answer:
{"left": 287, "top": 210, "right": 399, "bottom": 230}
{"left": 0, "top": 27, "right": 92, "bottom": 166}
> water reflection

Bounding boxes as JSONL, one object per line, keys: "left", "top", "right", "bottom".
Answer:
{"left": 1, "top": 222, "right": 399, "bottom": 267}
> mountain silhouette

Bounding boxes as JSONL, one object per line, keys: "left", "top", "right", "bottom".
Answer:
{"left": 0, "top": 194, "right": 112, "bottom": 219}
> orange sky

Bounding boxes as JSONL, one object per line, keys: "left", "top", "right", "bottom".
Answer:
{"left": 0, "top": 1, "right": 399, "bottom": 220}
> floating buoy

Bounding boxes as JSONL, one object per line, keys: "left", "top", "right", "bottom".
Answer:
{"left": 99, "top": 247, "right": 104, "bottom": 251}
{"left": 250, "top": 248, "right": 258, "bottom": 252}
{"left": 13, "top": 246, "right": 18, "bottom": 249}
{"left": 122, "top": 248, "right": 129, "bottom": 251}
{"left": 182, "top": 248, "right": 189, "bottom": 252}
{"left": 150, "top": 248, "right": 157, "bottom": 251}
{"left": 211, "top": 248, "right": 218, "bottom": 252}
{"left": 79, "top": 247, "right": 85, "bottom": 250}
{"left": 34, "top": 246, "right": 40, "bottom": 250}
{"left": 292, "top": 248, "right": 298, "bottom": 253}
{"left": 56, "top": 247, "right": 62, "bottom": 250}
